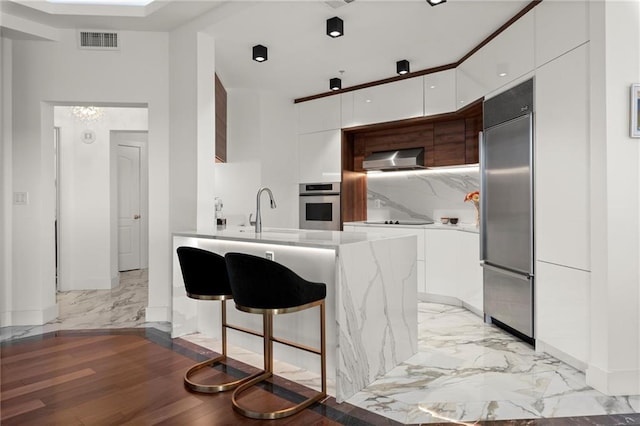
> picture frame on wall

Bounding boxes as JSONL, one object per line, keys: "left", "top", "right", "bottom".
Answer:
{"left": 631, "top": 84, "right": 640, "bottom": 138}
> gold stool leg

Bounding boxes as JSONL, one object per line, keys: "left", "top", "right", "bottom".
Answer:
{"left": 184, "top": 300, "right": 261, "bottom": 393}
{"left": 231, "top": 303, "right": 328, "bottom": 420}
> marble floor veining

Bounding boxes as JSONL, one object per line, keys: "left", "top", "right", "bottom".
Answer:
{"left": 0, "top": 269, "right": 170, "bottom": 342}
{"left": 348, "top": 303, "right": 640, "bottom": 424}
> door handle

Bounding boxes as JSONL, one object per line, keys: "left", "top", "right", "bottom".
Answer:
{"left": 134, "top": 214, "right": 141, "bottom": 219}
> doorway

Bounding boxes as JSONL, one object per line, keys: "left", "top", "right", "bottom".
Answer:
{"left": 54, "top": 106, "right": 149, "bottom": 292}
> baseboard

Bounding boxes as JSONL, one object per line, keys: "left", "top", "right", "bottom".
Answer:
{"left": 11, "top": 303, "right": 59, "bottom": 326}
{"left": 461, "top": 301, "right": 484, "bottom": 318}
{"left": 536, "top": 339, "right": 588, "bottom": 372}
{"left": 145, "top": 305, "right": 170, "bottom": 322}
{"left": 0, "top": 311, "right": 11, "bottom": 327}
{"left": 587, "top": 364, "right": 640, "bottom": 396}
{"left": 420, "top": 292, "right": 462, "bottom": 306}
{"left": 111, "top": 273, "right": 120, "bottom": 289}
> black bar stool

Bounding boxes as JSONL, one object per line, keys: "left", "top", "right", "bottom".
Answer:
{"left": 224, "top": 252, "right": 327, "bottom": 420}
{"left": 176, "top": 246, "right": 261, "bottom": 393}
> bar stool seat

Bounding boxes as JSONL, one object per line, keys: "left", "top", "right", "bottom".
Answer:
{"left": 176, "top": 246, "right": 261, "bottom": 393}
{"left": 224, "top": 252, "right": 327, "bottom": 420}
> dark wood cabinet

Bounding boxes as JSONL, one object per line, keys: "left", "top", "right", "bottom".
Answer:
{"left": 215, "top": 74, "right": 227, "bottom": 163}
{"left": 433, "top": 120, "right": 467, "bottom": 166}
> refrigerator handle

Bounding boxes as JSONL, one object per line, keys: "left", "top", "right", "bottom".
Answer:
{"left": 481, "top": 262, "right": 533, "bottom": 280}
{"left": 478, "top": 130, "right": 486, "bottom": 262}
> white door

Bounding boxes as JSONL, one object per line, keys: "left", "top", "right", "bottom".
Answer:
{"left": 118, "top": 144, "right": 141, "bottom": 271}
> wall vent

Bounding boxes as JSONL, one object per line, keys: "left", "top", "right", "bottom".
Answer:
{"left": 78, "top": 31, "right": 120, "bottom": 50}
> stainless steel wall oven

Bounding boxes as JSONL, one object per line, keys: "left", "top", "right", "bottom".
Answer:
{"left": 299, "top": 183, "right": 341, "bottom": 231}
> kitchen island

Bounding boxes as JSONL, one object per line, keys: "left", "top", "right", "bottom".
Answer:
{"left": 172, "top": 227, "right": 417, "bottom": 402}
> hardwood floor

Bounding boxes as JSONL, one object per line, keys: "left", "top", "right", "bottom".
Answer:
{"left": 0, "top": 329, "right": 393, "bottom": 425}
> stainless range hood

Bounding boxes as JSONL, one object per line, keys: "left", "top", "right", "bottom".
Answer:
{"left": 362, "top": 148, "right": 425, "bottom": 171}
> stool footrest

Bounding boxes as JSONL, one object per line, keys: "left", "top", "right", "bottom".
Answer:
{"left": 231, "top": 371, "right": 327, "bottom": 420}
{"left": 184, "top": 355, "right": 262, "bottom": 394}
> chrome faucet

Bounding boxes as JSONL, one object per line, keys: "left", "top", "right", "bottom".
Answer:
{"left": 255, "top": 187, "right": 277, "bottom": 233}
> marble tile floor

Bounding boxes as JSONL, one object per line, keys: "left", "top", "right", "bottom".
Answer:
{"left": 0, "top": 269, "right": 170, "bottom": 342}
{"left": 183, "top": 303, "right": 640, "bottom": 425}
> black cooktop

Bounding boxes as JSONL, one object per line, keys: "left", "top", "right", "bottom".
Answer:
{"left": 364, "top": 220, "right": 434, "bottom": 225}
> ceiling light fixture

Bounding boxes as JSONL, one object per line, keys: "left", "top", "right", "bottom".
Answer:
{"left": 326, "top": 17, "right": 344, "bottom": 38}
{"left": 71, "top": 106, "right": 104, "bottom": 122}
{"left": 330, "top": 78, "right": 342, "bottom": 91}
{"left": 396, "top": 60, "right": 410, "bottom": 75}
{"left": 252, "top": 44, "right": 268, "bottom": 62}
{"left": 426, "top": 0, "right": 446, "bottom": 6}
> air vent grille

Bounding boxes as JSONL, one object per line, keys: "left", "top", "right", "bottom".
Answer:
{"left": 78, "top": 31, "right": 119, "bottom": 50}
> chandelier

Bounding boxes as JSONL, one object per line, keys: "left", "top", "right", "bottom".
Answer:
{"left": 71, "top": 106, "right": 104, "bottom": 122}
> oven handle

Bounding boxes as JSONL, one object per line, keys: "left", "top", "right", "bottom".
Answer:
{"left": 299, "top": 192, "right": 340, "bottom": 197}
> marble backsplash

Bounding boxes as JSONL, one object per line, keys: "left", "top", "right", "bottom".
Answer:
{"left": 366, "top": 167, "right": 480, "bottom": 224}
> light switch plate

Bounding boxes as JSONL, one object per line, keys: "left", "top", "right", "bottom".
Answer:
{"left": 265, "top": 251, "right": 274, "bottom": 261}
{"left": 13, "top": 192, "right": 28, "bottom": 205}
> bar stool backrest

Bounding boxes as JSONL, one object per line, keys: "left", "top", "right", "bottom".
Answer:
{"left": 225, "top": 252, "right": 326, "bottom": 311}
{"left": 177, "top": 246, "right": 232, "bottom": 298}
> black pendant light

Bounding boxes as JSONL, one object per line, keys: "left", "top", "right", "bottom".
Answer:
{"left": 326, "top": 17, "right": 344, "bottom": 38}
{"left": 330, "top": 78, "right": 342, "bottom": 91}
{"left": 252, "top": 44, "right": 268, "bottom": 62}
{"left": 396, "top": 60, "right": 410, "bottom": 75}
{"left": 426, "top": 0, "right": 446, "bottom": 5}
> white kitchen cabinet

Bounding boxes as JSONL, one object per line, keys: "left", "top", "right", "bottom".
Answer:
{"left": 535, "top": 260, "right": 589, "bottom": 367}
{"left": 456, "top": 231, "right": 483, "bottom": 313}
{"left": 535, "top": 0, "right": 588, "bottom": 67}
{"left": 457, "top": 12, "right": 535, "bottom": 108}
{"left": 535, "top": 44, "right": 589, "bottom": 271}
{"left": 424, "top": 229, "right": 459, "bottom": 298}
{"left": 424, "top": 229, "right": 483, "bottom": 312}
{"left": 341, "top": 77, "right": 423, "bottom": 128}
{"left": 297, "top": 95, "right": 341, "bottom": 134}
{"left": 298, "top": 130, "right": 341, "bottom": 184}
{"left": 423, "top": 70, "right": 457, "bottom": 117}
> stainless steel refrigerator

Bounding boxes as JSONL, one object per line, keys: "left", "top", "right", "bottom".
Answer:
{"left": 480, "top": 78, "right": 534, "bottom": 342}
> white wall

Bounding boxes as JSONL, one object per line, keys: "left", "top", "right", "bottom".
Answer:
{"left": 587, "top": 0, "right": 640, "bottom": 395}
{"left": 1, "top": 37, "right": 12, "bottom": 326}
{"left": 214, "top": 89, "right": 297, "bottom": 229}
{"left": 7, "top": 29, "right": 170, "bottom": 325}
{"left": 54, "top": 106, "right": 147, "bottom": 291}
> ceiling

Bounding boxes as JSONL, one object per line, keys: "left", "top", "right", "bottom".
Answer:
{"left": 1, "top": 0, "right": 532, "bottom": 100}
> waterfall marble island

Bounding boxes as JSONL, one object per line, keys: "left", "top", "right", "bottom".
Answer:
{"left": 172, "top": 227, "right": 417, "bottom": 402}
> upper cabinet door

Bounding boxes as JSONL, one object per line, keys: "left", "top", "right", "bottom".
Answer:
{"left": 298, "top": 130, "right": 342, "bottom": 184}
{"left": 341, "top": 77, "right": 423, "bottom": 128}
{"left": 424, "top": 70, "right": 457, "bottom": 117}
{"left": 297, "top": 95, "right": 341, "bottom": 134}
{"left": 457, "top": 12, "right": 535, "bottom": 108}
{"left": 535, "top": 0, "right": 588, "bottom": 67}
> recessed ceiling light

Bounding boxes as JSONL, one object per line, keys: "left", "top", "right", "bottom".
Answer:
{"left": 498, "top": 72, "right": 508, "bottom": 77}
{"left": 426, "top": 0, "right": 446, "bottom": 6}
{"left": 430, "top": 85, "right": 436, "bottom": 89}
{"left": 47, "top": 0, "right": 154, "bottom": 5}
{"left": 365, "top": 99, "right": 372, "bottom": 103}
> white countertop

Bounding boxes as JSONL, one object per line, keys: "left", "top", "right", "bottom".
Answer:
{"left": 174, "top": 226, "right": 416, "bottom": 249}
{"left": 344, "top": 221, "right": 479, "bottom": 234}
